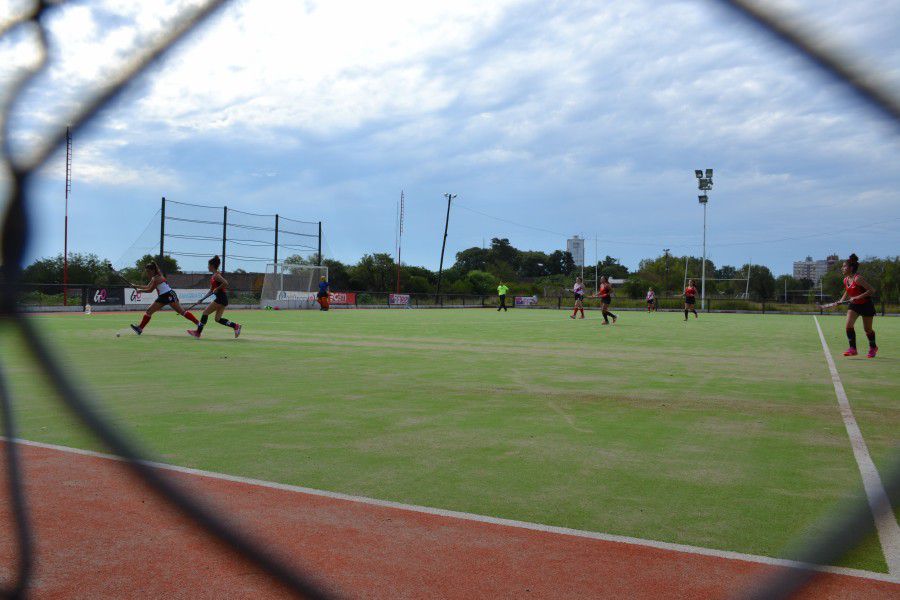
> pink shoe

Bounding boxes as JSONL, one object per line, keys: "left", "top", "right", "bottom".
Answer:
{"left": 187, "top": 329, "right": 200, "bottom": 338}
{"left": 234, "top": 324, "right": 242, "bottom": 338}
{"left": 843, "top": 348, "right": 858, "bottom": 356}
{"left": 867, "top": 346, "right": 878, "bottom": 358}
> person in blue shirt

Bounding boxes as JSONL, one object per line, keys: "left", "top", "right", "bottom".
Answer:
{"left": 317, "top": 276, "right": 330, "bottom": 311}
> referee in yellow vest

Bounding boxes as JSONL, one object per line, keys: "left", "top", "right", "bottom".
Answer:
{"left": 497, "top": 281, "right": 509, "bottom": 312}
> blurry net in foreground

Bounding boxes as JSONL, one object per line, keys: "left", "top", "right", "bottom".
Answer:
{"left": 0, "top": 1, "right": 898, "bottom": 599}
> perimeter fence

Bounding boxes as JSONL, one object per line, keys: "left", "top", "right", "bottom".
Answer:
{"left": 1, "top": 1, "right": 899, "bottom": 599}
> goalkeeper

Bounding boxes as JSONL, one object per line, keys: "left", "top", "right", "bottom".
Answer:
{"left": 317, "top": 276, "right": 330, "bottom": 311}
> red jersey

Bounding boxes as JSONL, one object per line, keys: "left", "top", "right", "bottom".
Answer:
{"left": 210, "top": 273, "right": 226, "bottom": 292}
{"left": 599, "top": 283, "right": 612, "bottom": 298}
{"left": 684, "top": 286, "right": 697, "bottom": 298}
{"left": 844, "top": 275, "right": 866, "bottom": 304}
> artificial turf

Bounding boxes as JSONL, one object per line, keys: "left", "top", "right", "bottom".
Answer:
{"left": 3, "top": 307, "right": 897, "bottom": 572}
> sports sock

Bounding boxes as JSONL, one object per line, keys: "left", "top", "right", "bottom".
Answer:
{"left": 602, "top": 310, "right": 609, "bottom": 323}
{"left": 580, "top": 308, "right": 584, "bottom": 317}
{"left": 217, "top": 317, "right": 237, "bottom": 329}
{"left": 608, "top": 311, "right": 617, "bottom": 319}
{"left": 866, "top": 331, "right": 876, "bottom": 348}
{"left": 198, "top": 314, "right": 208, "bottom": 332}
{"left": 139, "top": 314, "right": 151, "bottom": 329}
{"left": 572, "top": 308, "right": 578, "bottom": 316}
{"left": 184, "top": 311, "right": 199, "bottom": 325}
{"left": 846, "top": 328, "right": 857, "bottom": 349}
{"left": 684, "top": 310, "right": 688, "bottom": 319}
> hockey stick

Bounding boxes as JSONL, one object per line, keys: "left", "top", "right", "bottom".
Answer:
{"left": 104, "top": 261, "right": 136, "bottom": 287}
{"left": 184, "top": 291, "right": 216, "bottom": 312}
{"left": 816, "top": 299, "right": 849, "bottom": 309}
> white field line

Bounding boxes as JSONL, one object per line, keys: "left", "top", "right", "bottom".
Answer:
{"left": 2, "top": 436, "right": 897, "bottom": 584}
{"left": 813, "top": 316, "right": 900, "bottom": 577}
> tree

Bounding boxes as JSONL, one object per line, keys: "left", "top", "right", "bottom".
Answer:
{"left": 597, "top": 255, "right": 628, "bottom": 279}
{"left": 136, "top": 254, "right": 179, "bottom": 275}
{"left": 453, "top": 247, "right": 490, "bottom": 273}
{"left": 547, "top": 250, "right": 576, "bottom": 275}
{"left": 467, "top": 270, "right": 498, "bottom": 294}
{"left": 744, "top": 263, "right": 776, "bottom": 300}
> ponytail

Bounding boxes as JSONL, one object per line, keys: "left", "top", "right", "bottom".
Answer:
{"left": 209, "top": 255, "right": 221, "bottom": 270}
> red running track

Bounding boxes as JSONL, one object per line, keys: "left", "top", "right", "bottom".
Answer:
{"left": 1, "top": 441, "right": 897, "bottom": 599}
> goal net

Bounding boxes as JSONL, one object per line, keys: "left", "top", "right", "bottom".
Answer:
{"left": 260, "top": 263, "right": 329, "bottom": 309}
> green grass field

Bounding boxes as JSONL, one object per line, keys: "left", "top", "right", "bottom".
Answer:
{"left": 3, "top": 308, "right": 898, "bottom": 572}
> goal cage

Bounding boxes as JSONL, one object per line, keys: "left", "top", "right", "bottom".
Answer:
{"left": 260, "top": 263, "right": 329, "bottom": 309}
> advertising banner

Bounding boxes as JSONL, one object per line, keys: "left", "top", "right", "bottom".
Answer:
{"left": 124, "top": 288, "right": 212, "bottom": 306}
{"left": 514, "top": 295, "right": 539, "bottom": 307}
{"left": 88, "top": 287, "right": 124, "bottom": 305}
{"left": 389, "top": 294, "right": 410, "bottom": 306}
{"left": 304, "top": 292, "right": 357, "bottom": 305}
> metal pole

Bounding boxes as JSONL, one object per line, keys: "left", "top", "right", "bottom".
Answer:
{"left": 317, "top": 221, "right": 322, "bottom": 266}
{"left": 664, "top": 248, "right": 670, "bottom": 298}
{"left": 274, "top": 214, "right": 279, "bottom": 265}
{"left": 701, "top": 202, "right": 707, "bottom": 311}
{"left": 594, "top": 235, "right": 598, "bottom": 296}
{"left": 159, "top": 196, "right": 166, "bottom": 265}
{"left": 63, "top": 126, "right": 71, "bottom": 306}
{"left": 436, "top": 193, "right": 455, "bottom": 303}
{"left": 222, "top": 206, "right": 228, "bottom": 273}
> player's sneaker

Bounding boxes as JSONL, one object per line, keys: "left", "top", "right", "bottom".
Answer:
{"left": 130, "top": 324, "right": 142, "bottom": 335}
{"left": 612, "top": 315, "right": 617, "bottom": 324}
{"left": 570, "top": 315, "right": 576, "bottom": 319}
{"left": 234, "top": 324, "right": 242, "bottom": 338}
{"left": 601, "top": 321, "right": 609, "bottom": 325}
{"left": 187, "top": 329, "right": 200, "bottom": 338}
{"left": 867, "top": 346, "right": 878, "bottom": 358}
{"left": 843, "top": 348, "right": 858, "bottom": 356}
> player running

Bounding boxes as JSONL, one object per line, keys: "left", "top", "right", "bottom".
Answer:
{"left": 838, "top": 253, "right": 878, "bottom": 357}
{"left": 683, "top": 280, "right": 699, "bottom": 320}
{"left": 130, "top": 261, "right": 200, "bottom": 335}
{"left": 646, "top": 287, "right": 657, "bottom": 312}
{"left": 188, "top": 255, "right": 241, "bottom": 339}
{"left": 597, "top": 276, "right": 617, "bottom": 325}
{"left": 570, "top": 277, "right": 586, "bottom": 319}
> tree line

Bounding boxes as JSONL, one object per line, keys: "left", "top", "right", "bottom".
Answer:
{"left": 19, "top": 241, "right": 900, "bottom": 304}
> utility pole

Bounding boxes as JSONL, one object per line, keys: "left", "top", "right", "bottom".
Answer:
{"left": 435, "top": 193, "right": 456, "bottom": 304}
{"left": 594, "top": 235, "right": 599, "bottom": 296}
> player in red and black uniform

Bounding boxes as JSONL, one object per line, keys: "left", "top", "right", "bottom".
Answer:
{"left": 597, "top": 276, "right": 617, "bottom": 325}
{"left": 838, "top": 253, "right": 877, "bottom": 357}
{"left": 130, "top": 261, "right": 200, "bottom": 335}
{"left": 682, "top": 280, "right": 699, "bottom": 321}
{"left": 189, "top": 255, "right": 242, "bottom": 338}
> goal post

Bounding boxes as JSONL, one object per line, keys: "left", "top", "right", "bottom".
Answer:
{"left": 260, "top": 262, "right": 329, "bottom": 309}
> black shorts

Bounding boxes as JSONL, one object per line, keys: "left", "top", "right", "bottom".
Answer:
{"left": 213, "top": 291, "right": 229, "bottom": 307}
{"left": 154, "top": 290, "right": 178, "bottom": 305}
{"left": 848, "top": 300, "right": 876, "bottom": 317}
{"left": 685, "top": 297, "right": 696, "bottom": 305}
{"left": 574, "top": 293, "right": 584, "bottom": 301}
{"left": 600, "top": 296, "right": 611, "bottom": 305}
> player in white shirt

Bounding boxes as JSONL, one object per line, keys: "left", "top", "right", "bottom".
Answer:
{"left": 570, "top": 277, "right": 586, "bottom": 319}
{"left": 646, "top": 287, "right": 657, "bottom": 312}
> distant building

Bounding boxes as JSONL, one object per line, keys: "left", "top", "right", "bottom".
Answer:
{"left": 567, "top": 235, "right": 585, "bottom": 267}
{"left": 793, "top": 255, "right": 839, "bottom": 283}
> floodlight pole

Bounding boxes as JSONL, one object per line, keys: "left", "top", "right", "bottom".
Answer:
{"left": 664, "top": 248, "right": 670, "bottom": 298}
{"left": 701, "top": 200, "right": 707, "bottom": 310}
{"left": 435, "top": 193, "right": 456, "bottom": 304}
{"left": 63, "top": 126, "right": 72, "bottom": 306}
{"left": 695, "top": 168, "right": 713, "bottom": 311}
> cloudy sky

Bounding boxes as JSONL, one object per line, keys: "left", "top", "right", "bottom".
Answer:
{"left": 2, "top": 0, "right": 899, "bottom": 275}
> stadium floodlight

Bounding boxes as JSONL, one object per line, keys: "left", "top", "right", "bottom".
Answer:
{"left": 694, "top": 168, "right": 713, "bottom": 311}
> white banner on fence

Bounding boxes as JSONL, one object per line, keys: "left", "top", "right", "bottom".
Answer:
{"left": 389, "top": 294, "right": 410, "bottom": 306}
{"left": 124, "top": 288, "right": 212, "bottom": 306}
{"left": 514, "top": 295, "right": 539, "bottom": 306}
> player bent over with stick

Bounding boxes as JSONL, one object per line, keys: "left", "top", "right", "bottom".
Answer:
{"left": 130, "top": 261, "right": 200, "bottom": 335}
{"left": 188, "top": 255, "right": 242, "bottom": 338}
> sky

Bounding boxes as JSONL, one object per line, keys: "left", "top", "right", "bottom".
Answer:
{"left": 2, "top": 0, "right": 899, "bottom": 276}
